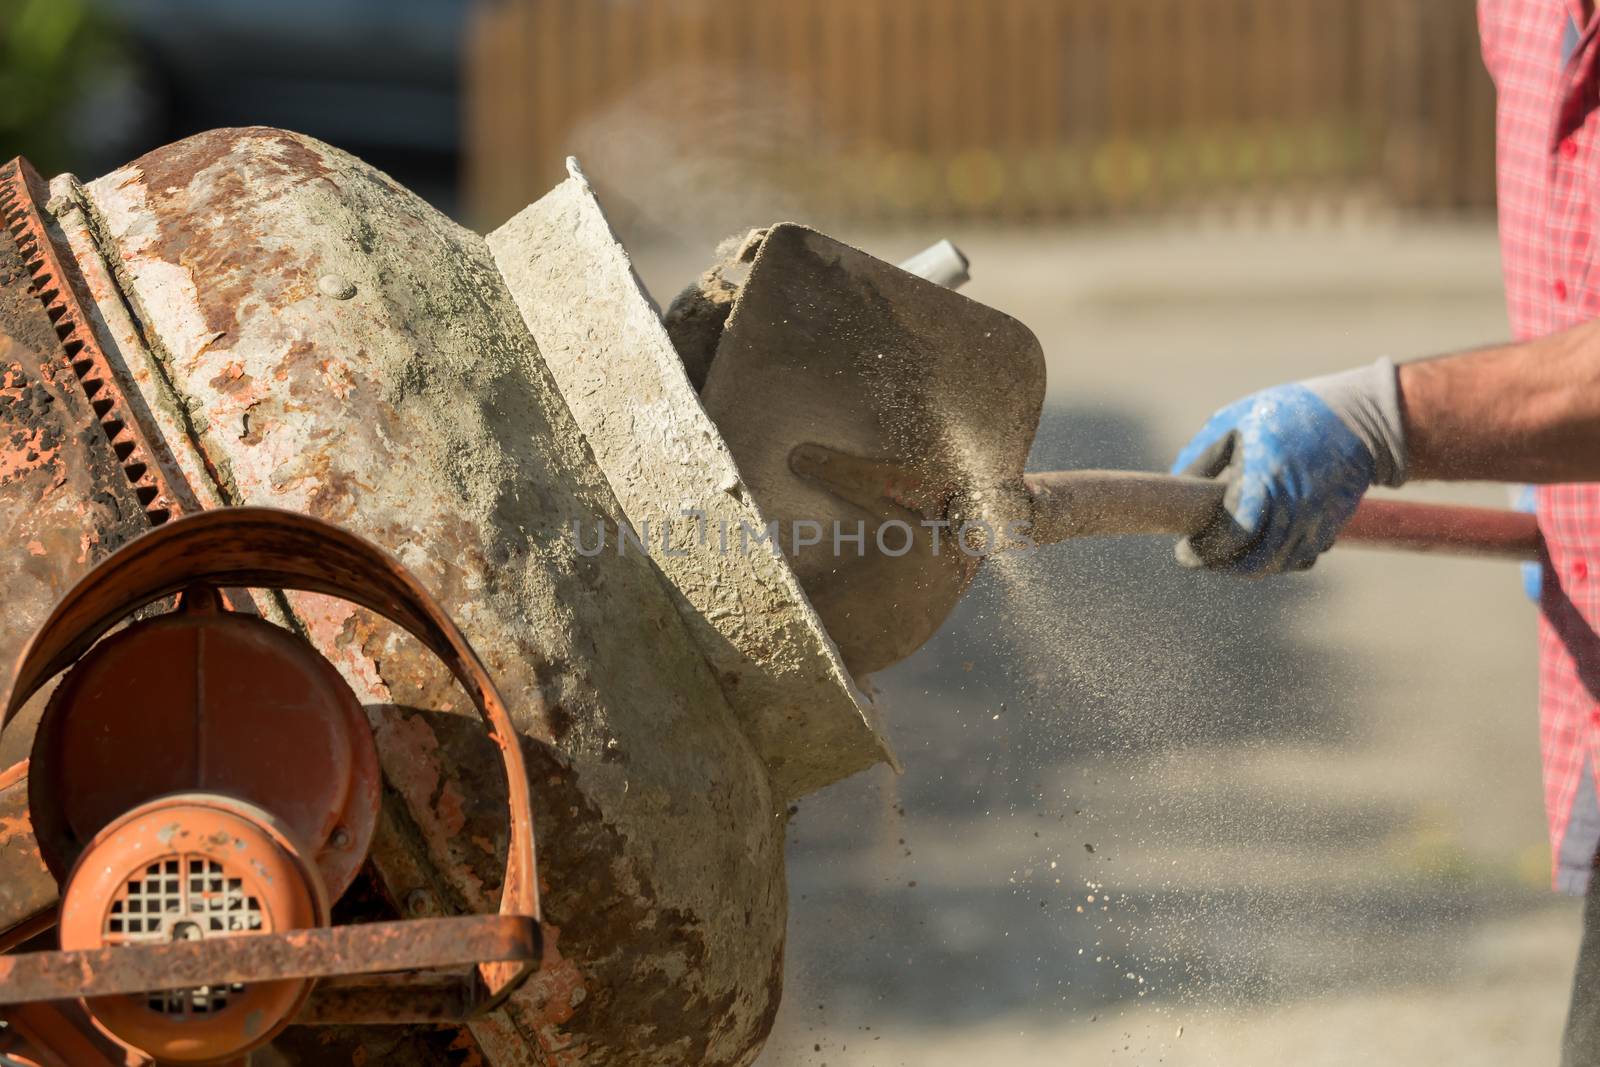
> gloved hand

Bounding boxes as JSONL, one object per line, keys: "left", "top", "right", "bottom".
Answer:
{"left": 1171, "top": 359, "right": 1407, "bottom": 574}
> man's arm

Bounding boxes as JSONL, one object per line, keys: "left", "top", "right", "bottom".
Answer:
{"left": 1402, "top": 318, "right": 1600, "bottom": 483}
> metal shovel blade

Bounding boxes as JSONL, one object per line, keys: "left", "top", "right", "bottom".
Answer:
{"left": 699, "top": 224, "right": 1046, "bottom": 675}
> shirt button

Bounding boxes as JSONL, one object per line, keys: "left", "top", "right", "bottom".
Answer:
{"left": 1556, "top": 279, "right": 1570, "bottom": 301}
{"left": 1563, "top": 137, "right": 1580, "bottom": 160}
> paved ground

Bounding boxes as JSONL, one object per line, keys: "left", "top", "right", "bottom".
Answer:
{"left": 633, "top": 219, "right": 1570, "bottom": 1066}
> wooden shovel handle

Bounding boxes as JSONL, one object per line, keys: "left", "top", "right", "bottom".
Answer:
{"left": 1022, "top": 470, "right": 1542, "bottom": 561}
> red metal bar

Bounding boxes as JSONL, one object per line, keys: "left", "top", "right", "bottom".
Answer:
{"left": 1339, "top": 498, "right": 1542, "bottom": 560}
{"left": 0, "top": 915, "right": 537, "bottom": 1006}
{"left": 0, "top": 1002, "right": 139, "bottom": 1066}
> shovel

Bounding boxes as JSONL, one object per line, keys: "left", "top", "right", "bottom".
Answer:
{"left": 698, "top": 225, "right": 1541, "bottom": 677}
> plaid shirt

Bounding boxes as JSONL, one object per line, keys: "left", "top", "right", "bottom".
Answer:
{"left": 1481, "top": 0, "right": 1600, "bottom": 893}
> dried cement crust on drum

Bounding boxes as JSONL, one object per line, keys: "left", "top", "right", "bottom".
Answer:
{"left": 81, "top": 127, "right": 787, "bottom": 1067}
{"left": 487, "top": 159, "right": 892, "bottom": 803}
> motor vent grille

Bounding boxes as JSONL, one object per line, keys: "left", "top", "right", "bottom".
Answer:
{"left": 103, "top": 856, "right": 262, "bottom": 1016}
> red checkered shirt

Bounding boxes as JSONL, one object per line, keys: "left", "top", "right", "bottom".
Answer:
{"left": 1481, "top": 0, "right": 1600, "bottom": 892}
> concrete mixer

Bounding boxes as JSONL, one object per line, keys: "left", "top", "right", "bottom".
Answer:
{"left": 0, "top": 128, "right": 893, "bottom": 1066}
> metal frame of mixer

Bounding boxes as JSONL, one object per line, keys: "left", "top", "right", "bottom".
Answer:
{"left": 0, "top": 509, "right": 544, "bottom": 1060}
{"left": 0, "top": 156, "right": 543, "bottom": 1062}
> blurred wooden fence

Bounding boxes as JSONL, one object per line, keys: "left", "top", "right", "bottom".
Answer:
{"left": 466, "top": 0, "right": 1495, "bottom": 225}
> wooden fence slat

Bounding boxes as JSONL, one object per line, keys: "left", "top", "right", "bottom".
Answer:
{"left": 466, "top": 0, "right": 1499, "bottom": 226}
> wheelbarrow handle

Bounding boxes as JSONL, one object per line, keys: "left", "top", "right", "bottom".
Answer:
{"left": 1021, "top": 470, "right": 1543, "bottom": 561}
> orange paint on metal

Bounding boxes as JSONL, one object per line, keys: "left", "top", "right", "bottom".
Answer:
{"left": 1, "top": 509, "right": 543, "bottom": 1049}
{"left": 1, "top": 1001, "right": 137, "bottom": 1066}
{"left": 58, "top": 793, "right": 327, "bottom": 1063}
{"left": 30, "top": 594, "right": 381, "bottom": 897}
{"left": 0, "top": 364, "right": 57, "bottom": 489}
{"left": 0, "top": 758, "right": 25, "bottom": 791}
{"left": 0, "top": 802, "right": 36, "bottom": 838}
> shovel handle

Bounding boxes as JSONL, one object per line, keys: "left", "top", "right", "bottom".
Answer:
{"left": 1022, "top": 470, "right": 1542, "bottom": 561}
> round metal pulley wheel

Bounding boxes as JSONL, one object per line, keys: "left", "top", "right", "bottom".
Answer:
{"left": 30, "top": 589, "right": 381, "bottom": 900}
{"left": 57, "top": 793, "right": 329, "bottom": 1064}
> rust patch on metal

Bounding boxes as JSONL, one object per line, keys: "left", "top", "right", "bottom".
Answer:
{"left": 0, "top": 157, "right": 182, "bottom": 527}
{"left": 0, "top": 760, "right": 54, "bottom": 947}
{"left": 209, "top": 359, "right": 255, "bottom": 397}
{"left": 128, "top": 128, "right": 334, "bottom": 341}
{"left": 131, "top": 127, "right": 334, "bottom": 200}
{"left": 0, "top": 161, "right": 163, "bottom": 775}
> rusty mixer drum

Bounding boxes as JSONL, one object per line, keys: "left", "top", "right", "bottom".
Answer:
{"left": 0, "top": 131, "right": 880, "bottom": 1065}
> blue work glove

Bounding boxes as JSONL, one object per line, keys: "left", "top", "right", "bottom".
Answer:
{"left": 1513, "top": 484, "right": 1541, "bottom": 602}
{"left": 1171, "top": 359, "right": 1407, "bottom": 575}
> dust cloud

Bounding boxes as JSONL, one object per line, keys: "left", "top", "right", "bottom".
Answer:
{"left": 756, "top": 403, "right": 1440, "bottom": 1065}
{"left": 564, "top": 65, "right": 833, "bottom": 251}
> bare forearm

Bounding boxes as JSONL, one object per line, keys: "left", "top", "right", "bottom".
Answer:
{"left": 1400, "top": 317, "right": 1600, "bottom": 482}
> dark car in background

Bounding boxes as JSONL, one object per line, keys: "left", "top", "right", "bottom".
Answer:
{"left": 9, "top": 0, "right": 468, "bottom": 213}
